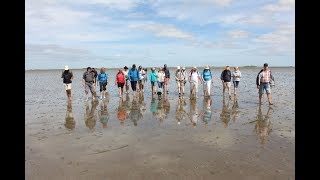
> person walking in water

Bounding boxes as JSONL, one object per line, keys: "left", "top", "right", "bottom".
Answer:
{"left": 163, "top": 64, "right": 170, "bottom": 94}
{"left": 175, "top": 66, "right": 185, "bottom": 97}
{"left": 61, "top": 65, "right": 73, "bottom": 101}
{"left": 232, "top": 66, "right": 241, "bottom": 96}
{"left": 82, "top": 67, "right": 96, "bottom": 101}
{"left": 115, "top": 68, "right": 126, "bottom": 98}
{"left": 221, "top": 66, "right": 232, "bottom": 99}
{"left": 138, "top": 65, "right": 146, "bottom": 92}
{"left": 128, "top": 64, "right": 139, "bottom": 97}
{"left": 123, "top": 66, "right": 130, "bottom": 94}
{"left": 188, "top": 67, "right": 202, "bottom": 99}
{"left": 201, "top": 65, "right": 214, "bottom": 97}
{"left": 149, "top": 67, "right": 158, "bottom": 95}
{"left": 97, "top": 67, "right": 108, "bottom": 99}
{"left": 256, "top": 63, "right": 275, "bottom": 105}
{"left": 156, "top": 67, "right": 165, "bottom": 96}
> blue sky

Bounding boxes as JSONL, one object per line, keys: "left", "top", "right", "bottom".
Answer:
{"left": 26, "top": 0, "right": 295, "bottom": 69}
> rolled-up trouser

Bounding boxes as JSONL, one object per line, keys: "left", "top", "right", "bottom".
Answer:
{"left": 204, "top": 80, "right": 211, "bottom": 95}
{"left": 85, "top": 82, "right": 95, "bottom": 94}
{"left": 190, "top": 81, "right": 198, "bottom": 94}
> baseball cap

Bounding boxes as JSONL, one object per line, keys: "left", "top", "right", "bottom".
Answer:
{"left": 264, "top": 63, "right": 268, "bottom": 67}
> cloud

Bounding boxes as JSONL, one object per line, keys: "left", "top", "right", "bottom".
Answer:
{"left": 254, "top": 24, "right": 295, "bottom": 46}
{"left": 227, "top": 30, "right": 250, "bottom": 39}
{"left": 130, "top": 22, "right": 195, "bottom": 41}
{"left": 262, "top": 0, "right": 295, "bottom": 13}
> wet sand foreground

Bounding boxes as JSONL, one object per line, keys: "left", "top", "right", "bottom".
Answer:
{"left": 25, "top": 67, "right": 295, "bottom": 179}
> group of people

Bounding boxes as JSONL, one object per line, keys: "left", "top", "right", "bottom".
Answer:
{"left": 61, "top": 63, "right": 275, "bottom": 105}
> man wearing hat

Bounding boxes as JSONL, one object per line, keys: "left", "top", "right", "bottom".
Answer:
{"left": 175, "top": 66, "right": 185, "bottom": 97}
{"left": 188, "top": 66, "right": 202, "bottom": 98}
{"left": 256, "top": 63, "right": 275, "bottom": 105}
{"left": 61, "top": 65, "right": 73, "bottom": 101}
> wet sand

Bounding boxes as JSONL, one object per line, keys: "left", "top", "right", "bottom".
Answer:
{"left": 25, "top": 67, "right": 295, "bottom": 179}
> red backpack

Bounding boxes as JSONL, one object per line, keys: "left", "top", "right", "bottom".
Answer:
{"left": 117, "top": 73, "right": 125, "bottom": 83}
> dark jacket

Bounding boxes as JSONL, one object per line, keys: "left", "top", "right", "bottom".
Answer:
{"left": 62, "top": 71, "right": 73, "bottom": 84}
{"left": 164, "top": 68, "right": 170, "bottom": 78}
{"left": 220, "top": 70, "right": 231, "bottom": 82}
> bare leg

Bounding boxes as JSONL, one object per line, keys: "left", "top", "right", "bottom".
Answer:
{"left": 267, "top": 93, "right": 273, "bottom": 105}
{"left": 118, "top": 87, "right": 122, "bottom": 97}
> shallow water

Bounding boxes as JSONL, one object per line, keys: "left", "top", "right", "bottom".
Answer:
{"left": 25, "top": 67, "right": 295, "bottom": 180}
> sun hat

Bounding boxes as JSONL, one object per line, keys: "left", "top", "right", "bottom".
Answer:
{"left": 177, "top": 66, "right": 180, "bottom": 69}
{"left": 64, "top": 65, "right": 69, "bottom": 70}
{"left": 205, "top": 65, "right": 209, "bottom": 69}
{"left": 182, "top": 67, "right": 186, "bottom": 70}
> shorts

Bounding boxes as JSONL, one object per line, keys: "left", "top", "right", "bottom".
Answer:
{"left": 64, "top": 83, "right": 71, "bottom": 90}
{"left": 223, "top": 82, "right": 231, "bottom": 89}
{"left": 117, "top": 82, "right": 125, "bottom": 88}
{"left": 151, "top": 81, "right": 156, "bottom": 87}
{"left": 138, "top": 79, "right": 144, "bottom": 85}
{"left": 157, "top": 82, "right": 164, "bottom": 88}
{"left": 99, "top": 82, "right": 107, "bottom": 91}
{"left": 85, "top": 82, "right": 95, "bottom": 94}
{"left": 259, "top": 82, "right": 271, "bottom": 94}
{"left": 131, "top": 81, "right": 137, "bottom": 91}
{"left": 164, "top": 78, "right": 169, "bottom": 85}
{"left": 233, "top": 81, "right": 240, "bottom": 88}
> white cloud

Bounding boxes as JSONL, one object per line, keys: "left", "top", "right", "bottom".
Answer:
{"left": 130, "top": 23, "right": 195, "bottom": 41}
{"left": 254, "top": 24, "right": 295, "bottom": 46}
{"left": 227, "top": 30, "right": 250, "bottom": 39}
{"left": 262, "top": 0, "right": 295, "bottom": 13}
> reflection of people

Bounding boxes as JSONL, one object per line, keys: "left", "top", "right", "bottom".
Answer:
{"left": 61, "top": 65, "right": 73, "bottom": 101}
{"left": 129, "top": 98, "right": 143, "bottom": 126}
{"left": 199, "top": 97, "right": 212, "bottom": 127}
{"left": 163, "top": 94, "right": 170, "bottom": 120}
{"left": 255, "top": 105, "right": 273, "bottom": 144}
{"left": 98, "top": 99, "right": 109, "bottom": 128}
{"left": 124, "top": 94, "right": 131, "bottom": 119}
{"left": 150, "top": 97, "right": 158, "bottom": 117}
{"left": 175, "top": 98, "right": 187, "bottom": 125}
{"left": 85, "top": 100, "right": 99, "bottom": 130}
{"left": 117, "top": 98, "right": 126, "bottom": 126}
{"left": 220, "top": 96, "right": 231, "bottom": 127}
{"left": 256, "top": 63, "right": 275, "bottom": 105}
{"left": 64, "top": 101, "right": 75, "bottom": 130}
{"left": 189, "top": 98, "right": 199, "bottom": 127}
{"left": 138, "top": 93, "right": 146, "bottom": 116}
{"left": 231, "top": 95, "right": 239, "bottom": 122}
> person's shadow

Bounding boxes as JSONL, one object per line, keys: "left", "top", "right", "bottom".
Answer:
{"left": 255, "top": 105, "right": 273, "bottom": 144}
{"left": 188, "top": 98, "right": 199, "bottom": 127}
{"left": 117, "top": 98, "right": 127, "bottom": 126}
{"left": 220, "top": 96, "right": 231, "bottom": 128}
{"left": 175, "top": 97, "right": 187, "bottom": 125}
{"left": 64, "top": 101, "right": 75, "bottom": 130}
{"left": 98, "top": 98, "right": 109, "bottom": 128}
{"left": 199, "top": 97, "right": 212, "bottom": 127}
{"left": 231, "top": 95, "right": 239, "bottom": 122}
{"left": 129, "top": 97, "right": 143, "bottom": 126}
{"left": 85, "top": 100, "right": 99, "bottom": 131}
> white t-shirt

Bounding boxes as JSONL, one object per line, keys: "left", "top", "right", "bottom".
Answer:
{"left": 190, "top": 71, "right": 200, "bottom": 83}
{"left": 157, "top": 71, "right": 165, "bottom": 82}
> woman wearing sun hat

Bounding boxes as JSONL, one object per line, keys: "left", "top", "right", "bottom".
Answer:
{"left": 61, "top": 65, "right": 73, "bottom": 101}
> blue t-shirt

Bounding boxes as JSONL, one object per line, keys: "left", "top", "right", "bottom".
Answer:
{"left": 202, "top": 70, "right": 212, "bottom": 81}
{"left": 98, "top": 72, "right": 108, "bottom": 83}
{"left": 149, "top": 71, "right": 158, "bottom": 82}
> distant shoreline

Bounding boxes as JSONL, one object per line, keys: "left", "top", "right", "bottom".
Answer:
{"left": 26, "top": 66, "right": 295, "bottom": 71}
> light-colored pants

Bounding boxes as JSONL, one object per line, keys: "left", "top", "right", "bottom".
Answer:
{"left": 176, "top": 80, "right": 184, "bottom": 91}
{"left": 204, "top": 80, "right": 211, "bottom": 95}
{"left": 190, "top": 81, "right": 198, "bottom": 94}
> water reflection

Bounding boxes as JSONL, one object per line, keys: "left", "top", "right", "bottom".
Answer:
{"left": 175, "top": 97, "right": 187, "bottom": 125}
{"left": 231, "top": 95, "right": 239, "bottom": 122}
{"left": 189, "top": 98, "right": 199, "bottom": 127}
{"left": 64, "top": 101, "right": 75, "bottom": 130}
{"left": 200, "top": 97, "right": 212, "bottom": 127}
{"left": 98, "top": 98, "right": 109, "bottom": 128}
{"left": 117, "top": 98, "right": 127, "bottom": 126}
{"left": 129, "top": 97, "right": 143, "bottom": 126}
{"left": 85, "top": 100, "right": 99, "bottom": 131}
{"left": 163, "top": 94, "right": 170, "bottom": 119}
{"left": 220, "top": 96, "right": 231, "bottom": 128}
{"left": 124, "top": 94, "right": 131, "bottom": 119}
{"left": 255, "top": 105, "right": 273, "bottom": 144}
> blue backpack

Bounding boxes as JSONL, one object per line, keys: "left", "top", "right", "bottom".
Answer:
{"left": 202, "top": 70, "right": 212, "bottom": 81}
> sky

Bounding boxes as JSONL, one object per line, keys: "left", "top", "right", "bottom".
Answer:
{"left": 25, "top": 0, "right": 295, "bottom": 69}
